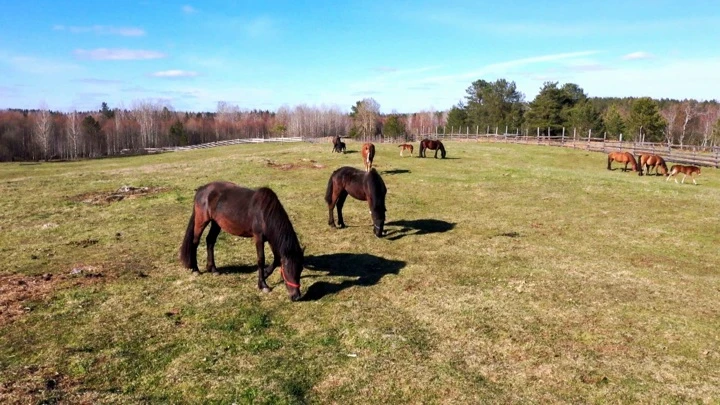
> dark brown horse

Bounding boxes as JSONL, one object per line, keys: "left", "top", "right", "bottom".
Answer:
{"left": 179, "top": 182, "right": 304, "bottom": 301}
{"left": 667, "top": 164, "right": 701, "bottom": 185}
{"left": 331, "top": 136, "right": 346, "bottom": 153}
{"left": 398, "top": 143, "right": 413, "bottom": 157}
{"left": 607, "top": 151, "right": 642, "bottom": 175}
{"left": 361, "top": 143, "right": 375, "bottom": 171}
{"left": 325, "top": 166, "right": 387, "bottom": 237}
{"left": 419, "top": 139, "right": 446, "bottom": 158}
{"left": 639, "top": 154, "right": 668, "bottom": 176}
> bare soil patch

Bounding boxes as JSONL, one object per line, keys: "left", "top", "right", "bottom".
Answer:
{"left": 0, "top": 266, "right": 107, "bottom": 327}
{"left": 263, "top": 158, "right": 326, "bottom": 171}
{"left": 70, "top": 185, "right": 168, "bottom": 205}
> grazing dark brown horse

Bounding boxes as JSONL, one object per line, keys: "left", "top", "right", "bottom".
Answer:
{"left": 667, "top": 164, "right": 701, "bottom": 185}
{"left": 607, "top": 151, "right": 642, "bottom": 175}
{"left": 179, "top": 182, "right": 304, "bottom": 301}
{"left": 361, "top": 143, "right": 375, "bottom": 171}
{"left": 325, "top": 166, "right": 387, "bottom": 237}
{"left": 398, "top": 143, "right": 414, "bottom": 157}
{"left": 639, "top": 154, "right": 668, "bottom": 176}
{"left": 419, "top": 139, "right": 446, "bottom": 158}
{"left": 331, "top": 136, "right": 347, "bottom": 153}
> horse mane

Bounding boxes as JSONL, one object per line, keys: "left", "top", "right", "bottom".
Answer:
{"left": 252, "top": 188, "right": 303, "bottom": 260}
{"left": 366, "top": 169, "right": 386, "bottom": 212}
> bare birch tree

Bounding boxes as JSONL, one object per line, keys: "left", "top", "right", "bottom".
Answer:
{"left": 34, "top": 103, "right": 53, "bottom": 160}
{"left": 660, "top": 105, "right": 679, "bottom": 145}
{"left": 66, "top": 110, "right": 81, "bottom": 159}
{"left": 132, "top": 100, "right": 159, "bottom": 148}
{"left": 679, "top": 100, "right": 699, "bottom": 148}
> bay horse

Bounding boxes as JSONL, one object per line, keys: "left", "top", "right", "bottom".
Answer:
{"left": 331, "top": 136, "right": 346, "bottom": 153}
{"left": 333, "top": 141, "right": 346, "bottom": 154}
{"left": 325, "top": 166, "right": 387, "bottom": 238}
{"left": 607, "top": 151, "right": 642, "bottom": 175}
{"left": 179, "top": 182, "right": 304, "bottom": 301}
{"left": 419, "top": 139, "right": 446, "bottom": 158}
{"left": 666, "top": 164, "right": 701, "bottom": 185}
{"left": 361, "top": 143, "right": 375, "bottom": 171}
{"left": 639, "top": 154, "right": 668, "bottom": 176}
{"left": 398, "top": 143, "right": 413, "bottom": 157}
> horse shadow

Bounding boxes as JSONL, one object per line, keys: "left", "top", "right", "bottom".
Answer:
{"left": 384, "top": 219, "right": 456, "bottom": 241}
{"left": 382, "top": 169, "right": 411, "bottom": 175}
{"left": 216, "top": 264, "right": 257, "bottom": 274}
{"left": 301, "top": 253, "right": 405, "bottom": 301}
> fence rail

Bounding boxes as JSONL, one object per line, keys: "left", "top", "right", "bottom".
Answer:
{"left": 417, "top": 132, "right": 720, "bottom": 168}
{"left": 124, "top": 136, "right": 303, "bottom": 155}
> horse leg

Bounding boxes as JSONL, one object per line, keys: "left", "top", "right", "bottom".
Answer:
{"left": 681, "top": 174, "right": 686, "bottom": 184}
{"left": 335, "top": 192, "right": 349, "bottom": 228}
{"left": 692, "top": 175, "right": 697, "bottom": 185}
{"left": 205, "top": 221, "right": 221, "bottom": 274}
{"left": 254, "top": 234, "right": 271, "bottom": 292}
{"left": 190, "top": 216, "right": 210, "bottom": 274}
{"left": 623, "top": 162, "right": 628, "bottom": 172}
{"left": 263, "top": 245, "right": 281, "bottom": 278}
{"left": 328, "top": 189, "right": 339, "bottom": 228}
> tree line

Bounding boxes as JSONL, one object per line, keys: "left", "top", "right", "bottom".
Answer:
{"left": 447, "top": 79, "right": 720, "bottom": 147}
{"left": 2, "top": 78, "right": 719, "bottom": 161}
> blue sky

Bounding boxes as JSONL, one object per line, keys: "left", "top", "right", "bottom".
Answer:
{"left": 1, "top": 0, "right": 719, "bottom": 113}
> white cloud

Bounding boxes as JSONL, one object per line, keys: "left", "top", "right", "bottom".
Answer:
{"left": 150, "top": 70, "right": 199, "bottom": 78}
{"left": 73, "top": 48, "right": 167, "bottom": 60}
{"left": 53, "top": 25, "right": 145, "bottom": 37}
{"left": 622, "top": 51, "right": 654, "bottom": 61}
{"left": 182, "top": 5, "right": 198, "bottom": 14}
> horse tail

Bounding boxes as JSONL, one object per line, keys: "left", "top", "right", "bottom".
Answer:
{"left": 440, "top": 142, "right": 446, "bottom": 158}
{"left": 179, "top": 207, "right": 196, "bottom": 268}
{"left": 324, "top": 172, "right": 334, "bottom": 205}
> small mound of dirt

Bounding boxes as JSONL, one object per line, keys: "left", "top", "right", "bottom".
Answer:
{"left": 71, "top": 185, "right": 167, "bottom": 205}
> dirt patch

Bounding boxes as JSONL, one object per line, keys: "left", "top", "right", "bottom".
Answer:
{"left": 0, "top": 267, "right": 108, "bottom": 327}
{"left": 0, "top": 366, "right": 85, "bottom": 405}
{"left": 70, "top": 185, "right": 168, "bottom": 205}
{"left": 263, "top": 158, "right": 326, "bottom": 171}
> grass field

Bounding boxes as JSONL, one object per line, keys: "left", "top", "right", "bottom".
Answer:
{"left": 1, "top": 141, "right": 719, "bottom": 404}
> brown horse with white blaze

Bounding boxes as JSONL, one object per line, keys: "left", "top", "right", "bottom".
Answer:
{"left": 639, "top": 154, "right": 668, "bottom": 176}
{"left": 667, "top": 164, "right": 701, "bottom": 185}
{"left": 607, "top": 151, "right": 642, "bottom": 175}
{"left": 362, "top": 143, "right": 375, "bottom": 172}
{"left": 179, "top": 182, "right": 304, "bottom": 301}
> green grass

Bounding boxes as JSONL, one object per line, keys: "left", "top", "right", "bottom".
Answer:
{"left": 1, "top": 141, "right": 719, "bottom": 404}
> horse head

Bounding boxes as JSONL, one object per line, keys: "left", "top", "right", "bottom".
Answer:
{"left": 281, "top": 252, "right": 304, "bottom": 301}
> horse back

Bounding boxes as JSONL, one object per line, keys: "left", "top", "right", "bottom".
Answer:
{"left": 196, "top": 182, "right": 256, "bottom": 236}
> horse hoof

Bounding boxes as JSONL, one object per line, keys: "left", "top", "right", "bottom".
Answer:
{"left": 262, "top": 287, "right": 272, "bottom": 293}
{"left": 191, "top": 270, "right": 200, "bottom": 276}
{"left": 337, "top": 224, "right": 346, "bottom": 229}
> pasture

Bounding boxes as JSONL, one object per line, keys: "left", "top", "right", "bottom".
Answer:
{"left": 0, "top": 141, "right": 719, "bottom": 404}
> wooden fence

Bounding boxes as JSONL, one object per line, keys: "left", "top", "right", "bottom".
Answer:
{"left": 400, "top": 132, "right": 720, "bottom": 168}
{"left": 125, "top": 136, "right": 303, "bottom": 155}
